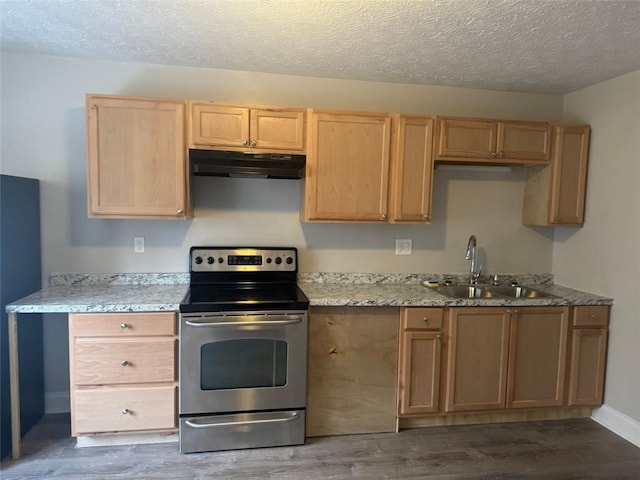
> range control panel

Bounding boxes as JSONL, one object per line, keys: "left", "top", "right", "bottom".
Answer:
{"left": 190, "top": 247, "right": 297, "bottom": 272}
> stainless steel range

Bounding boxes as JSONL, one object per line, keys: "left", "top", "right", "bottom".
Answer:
{"left": 179, "top": 247, "right": 309, "bottom": 454}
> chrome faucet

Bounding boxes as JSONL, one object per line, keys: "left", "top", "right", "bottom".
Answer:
{"left": 465, "top": 234, "right": 481, "bottom": 284}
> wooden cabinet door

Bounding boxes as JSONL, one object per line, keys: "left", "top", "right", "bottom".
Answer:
{"left": 506, "top": 307, "right": 569, "bottom": 408}
{"left": 444, "top": 308, "right": 510, "bottom": 412}
{"left": 436, "top": 117, "right": 498, "bottom": 160}
{"left": 304, "top": 110, "right": 391, "bottom": 222}
{"left": 250, "top": 108, "right": 305, "bottom": 151}
{"left": 389, "top": 116, "right": 435, "bottom": 223}
{"left": 568, "top": 328, "right": 608, "bottom": 406}
{"left": 191, "top": 103, "right": 249, "bottom": 148}
{"left": 498, "top": 122, "right": 552, "bottom": 161}
{"left": 398, "top": 331, "right": 442, "bottom": 415}
{"left": 306, "top": 307, "right": 398, "bottom": 436}
{"left": 549, "top": 125, "right": 590, "bottom": 226}
{"left": 86, "top": 95, "right": 188, "bottom": 219}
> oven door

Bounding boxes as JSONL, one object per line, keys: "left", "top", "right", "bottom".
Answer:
{"left": 179, "top": 310, "right": 308, "bottom": 415}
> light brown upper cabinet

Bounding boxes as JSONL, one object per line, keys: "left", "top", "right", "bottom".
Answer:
{"left": 86, "top": 94, "right": 189, "bottom": 219}
{"left": 435, "top": 117, "right": 552, "bottom": 164}
{"left": 389, "top": 116, "right": 435, "bottom": 223}
{"left": 303, "top": 109, "right": 391, "bottom": 222}
{"left": 523, "top": 125, "right": 590, "bottom": 227}
{"left": 189, "top": 102, "right": 305, "bottom": 153}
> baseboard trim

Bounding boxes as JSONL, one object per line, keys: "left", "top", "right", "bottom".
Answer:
{"left": 76, "top": 432, "right": 178, "bottom": 448}
{"left": 591, "top": 404, "right": 640, "bottom": 448}
{"left": 45, "top": 391, "right": 70, "bottom": 414}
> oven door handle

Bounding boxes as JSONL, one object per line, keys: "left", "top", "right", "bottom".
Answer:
{"left": 185, "top": 412, "right": 300, "bottom": 429}
{"left": 185, "top": 316, "right": 304, "bottom": 327}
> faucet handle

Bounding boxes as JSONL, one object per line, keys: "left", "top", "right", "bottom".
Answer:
{"left": 492, "top": 274, "right": 500, "bottom": 286}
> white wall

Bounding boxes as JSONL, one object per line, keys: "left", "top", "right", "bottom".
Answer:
{"left": 557, "top": 69, "right": 640, "bottom": 423}
{"left": 1, "top": 52, "right": 563, "bottom": 405}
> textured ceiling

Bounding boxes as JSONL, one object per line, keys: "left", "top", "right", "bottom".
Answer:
{"left": 2, "top": 0, "right": 640, "bottom": 94}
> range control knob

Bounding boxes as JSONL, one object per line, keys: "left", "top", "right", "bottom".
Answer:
{"left": 266, "top": 257, "right": 272, "bottom": 264}
{"left": 207, "top": 257, "right": 214, "bottom": 264}
{"left": 194, "top": 256, "right": 203, "bottom": 265}
{"left": 275, "top": 257, "right": 282, "bottom": 265}
{"left": 218, "top": 257, "right": 224, "bottom": 264}
{"left": 286, "top": 256, "right": 293, "bottom": 265}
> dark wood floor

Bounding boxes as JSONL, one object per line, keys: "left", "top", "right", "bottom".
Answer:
{"left": 1, "top": 415, "right": 639, "bottom": 479}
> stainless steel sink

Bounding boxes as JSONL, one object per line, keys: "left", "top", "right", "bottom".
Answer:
{"left": 487, "top": 285, "right": 559, "bottom": 299}
{"left": 434, "top": 284, "right": 558, "bottom": 299}
{"left": 436, "top": 285, "right": 498, "bottom": 299}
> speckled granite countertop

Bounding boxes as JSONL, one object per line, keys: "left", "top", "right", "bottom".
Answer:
{"left": 298, "top": 282, "right": 612, "bottom": 307}
{"left": 6, "top": 274, "right": 189, "bottom": 313}
{"left": 5, "top": 272, "right": 612, "bottom": 314}
{"left": 298, "top": 272, "right": 612, "bottom": 307}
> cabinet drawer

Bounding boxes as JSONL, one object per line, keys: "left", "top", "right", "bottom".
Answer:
{"left": 74, "top": 338, "right": 175, "bottom": 385}
{"left": 402, "top": 308, "right": 444, "bottom": 330}
{"left": 74, "top": 386, "right": 176, "bottom": 434}
{"left": 70, "top": 312, "right": 176, "bottom": 337}
{"left": 573, "top": 306, "right": 609, "bottom": 327}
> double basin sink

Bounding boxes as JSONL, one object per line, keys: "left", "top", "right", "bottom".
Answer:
{"left": 434, "top": 284, "right": 558, "bottom": 299}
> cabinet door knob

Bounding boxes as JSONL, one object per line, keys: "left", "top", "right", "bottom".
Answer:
{"left": 437, "top": 334, "right": 442, "bottom": 340}
{"left": 122, "top": 408, "right": 130, "bottom": 415}
{"left": 381, "top": 214, "right": 387, "bottom": 221}
{"left": 423, "top": 215, "right": 429, "bottom": 221}
{"left": 120, "top": 360, "right": 129, "bottom": 367}
{"left": 491, "top": 152, "right": 497, "bottom": 157}
{"left": 120, "top": 323, "right": 128, "bottom": 329}
{"left": 177, "top": 209, "right": 184, "bottom": 215}
{"left": 423, "top": 317, "right": 429, "bottom": 323}
{"left": 250, "top": 140, "right": 257, "bottom": 147}
{"left": 497, "top": 151, "right": 504, "bottom": 158}
{"left": 241, "top": 139, "right": 248, "bottom": 146}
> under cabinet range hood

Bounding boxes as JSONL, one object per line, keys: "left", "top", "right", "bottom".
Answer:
{"left": 189, "top": 149, "right": 305, "bottom": 179}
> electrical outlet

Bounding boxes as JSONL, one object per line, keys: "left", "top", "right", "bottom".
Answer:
{"left": 134, "top": 236, "right": 145, "bottom": 253}
{"left": 395, "top": 239, "right": 412, "bottom": 255}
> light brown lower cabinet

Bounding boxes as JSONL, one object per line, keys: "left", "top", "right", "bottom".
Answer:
{"left": 507, "top": 307, "right": 569, "bottom": 408}
{"left": 398, "top": 305, "right": 597, "bottom": 418}
{"left": 444, "top": 307, "right": 511, "bottom": 412}
{"left": 397, "top": 308, "right": 444, "bottom": 415}
{"left": 68, "top": 313, "right": 178, "bottom": 436}
{"left": 568, "top": 305, "right": 610, "bottom": 406}
{"left": 445, "top": 306, "right": 569, "bottom": 412}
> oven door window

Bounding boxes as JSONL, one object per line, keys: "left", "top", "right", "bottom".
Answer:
{"left": 201, "top": 339, "right": 287, "bottom": 390}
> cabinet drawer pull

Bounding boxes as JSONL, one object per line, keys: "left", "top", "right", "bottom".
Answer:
{"left": 437, "top": 334, "right": 442, "bottom": 340}
{"left": 423, "top": 317, "right": 429, "bottom": 323}
{"left": 589, "top": 314, "right": 596, "bottom": 318}
{"left": 120, "top": 323, "right": 128, "bottom": 329}
{"left": 177, "top": 209, "right": 184, "bottom": 215}
{"left": 121, "top": 408, "right": 130, "bottom": 415}
{"left": 120, "top": 360, "right": 129, "bottom": 367}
